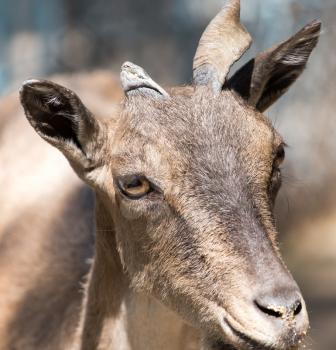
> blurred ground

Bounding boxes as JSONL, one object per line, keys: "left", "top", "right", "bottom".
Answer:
{"left": 0, "top": 0, "right": 335, "bottom": 349}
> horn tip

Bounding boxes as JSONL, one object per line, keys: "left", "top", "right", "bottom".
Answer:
{"left": 223, "top": 0, "right": 241, "bottom": 20}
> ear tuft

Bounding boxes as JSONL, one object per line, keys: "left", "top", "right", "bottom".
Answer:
{"left": 276, "top": 20, "right": 321, "bottom": 66}
{"left": 227, "top": 20, "right": 321, "bottom": 112}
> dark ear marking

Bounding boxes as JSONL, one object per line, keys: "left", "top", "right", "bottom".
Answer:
{"left": 120, "top": 61, "right": 169, "bottom": 98}
{"left": 227, "top": 20, "right": 321, "bottom": 111}
{"left": 20, "top": 79, "right": 98, "bottom": 155}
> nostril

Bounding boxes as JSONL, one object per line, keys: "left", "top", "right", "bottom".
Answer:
{"left": 255, "top": 300, "right": 283, "bottom": 318}
{"left": 254, "top": 293, "right": 303, "bottom": 319}
{"left": 293, "top": 300, "right": 302, "bottom": 316}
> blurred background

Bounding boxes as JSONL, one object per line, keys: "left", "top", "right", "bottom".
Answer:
{"left": 0, "top": 0, "right": 335, "bottom": 348}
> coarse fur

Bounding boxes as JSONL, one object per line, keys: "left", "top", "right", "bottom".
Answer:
{"left": 1, "top": 1, "right": 321, "bottom": 350}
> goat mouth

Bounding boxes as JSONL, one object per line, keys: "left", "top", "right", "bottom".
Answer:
{"left": 211, "top": 320, "right": 301, "bottom": 350}
{"left": 212, "top": 341, "right": 276, "bottom": 350}
{"left": 213, "top": 314, "right": 272, "bottom": 350}
{"left": 216, "top": 318, "right": 299, "bottom": 350}
{"left": 205, "top": 320, "right": 271, "bottom": 350}
{"left": 221, "top": 319, "right": 273, "bottom": 350}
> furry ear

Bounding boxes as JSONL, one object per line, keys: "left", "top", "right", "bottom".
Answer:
{"left": 227, "top": 20, "right": 321, "bottom": 112}
{"left": 20, "top": 79, "right": 102, "bottom": 172}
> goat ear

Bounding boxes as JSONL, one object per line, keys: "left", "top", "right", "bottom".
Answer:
{"left": 227, "top": 20, "right": 321, "bottom": 112}
{"left": 20, "top": 79, "right": 102, "bottom": 172}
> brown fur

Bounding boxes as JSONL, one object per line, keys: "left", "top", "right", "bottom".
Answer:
{"left": 0, "top": 71, "right": 117, "bottom": 350}
{"left": 1, "top": 4, "right": 321, "bottom": 350}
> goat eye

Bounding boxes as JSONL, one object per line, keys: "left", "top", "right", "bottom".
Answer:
{"left": 117, "top": 175, "right": 151, "bottom": 199}
{"left": 269, "top": 168, "right": 282, "bottom": 201}
{"left": 274, "top": 144, "right": 285, "bottom": 167}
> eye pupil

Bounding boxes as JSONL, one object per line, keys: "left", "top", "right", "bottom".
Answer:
{"left": 274, "top": 144, "right": 285, "bottom": 168}
{"left": 278, "top": 148, "right": 284, "bottom": 158}
{"left": 126, "top": 178, "right": 142, "bottom": 189}
{"left": 276, "top": 146, "right": 285, "bottom": 160}
{"left": 117, "top": 175, "right": 152, "bottom": 199}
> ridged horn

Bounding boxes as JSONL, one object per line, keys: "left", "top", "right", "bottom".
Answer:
{"left": 193, "top": 0, "right": 252, "bottom": 92}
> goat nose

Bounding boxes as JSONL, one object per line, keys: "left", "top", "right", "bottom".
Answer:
{"left": 254, "top": 288, "right": 303, "bottom": 319}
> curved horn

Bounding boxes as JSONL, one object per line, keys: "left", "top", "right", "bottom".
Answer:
{"left": 193, "top": 0, "right": 252, "bottom": 92}
{"left": 120, "top": 61, "right": 169, "bottom": 98}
